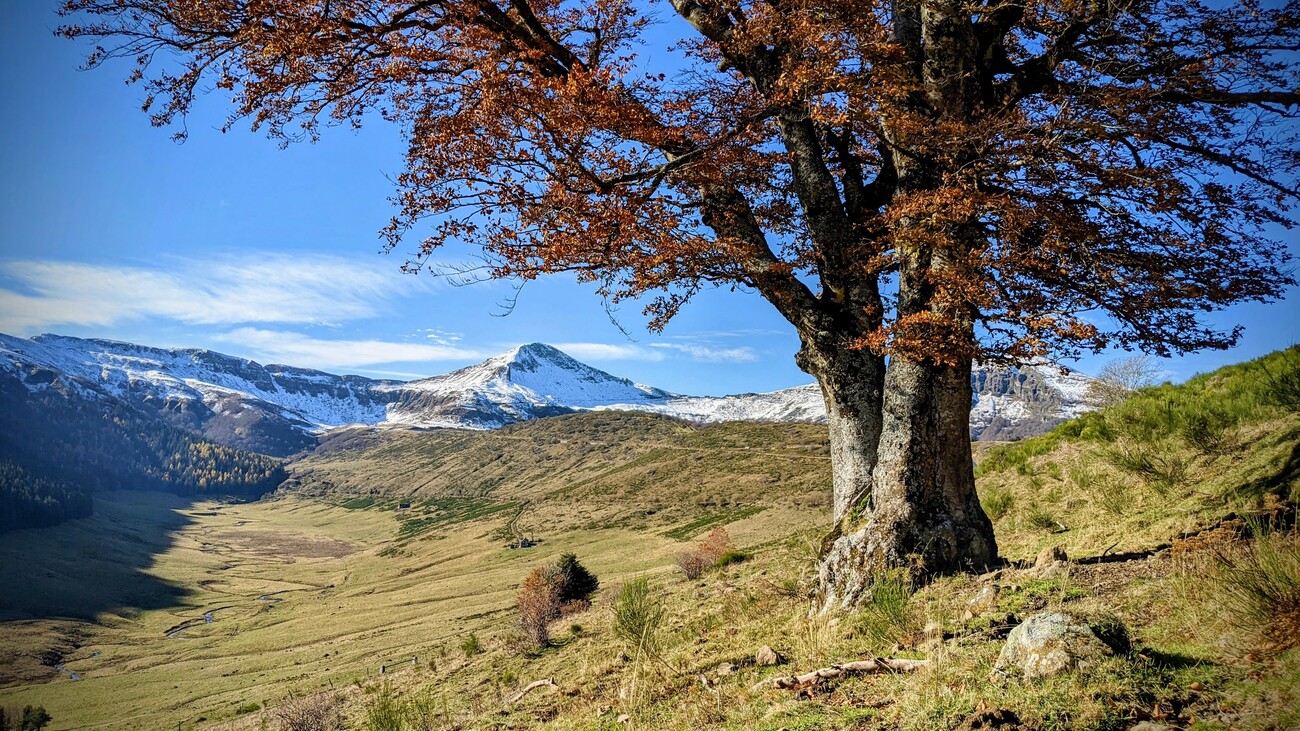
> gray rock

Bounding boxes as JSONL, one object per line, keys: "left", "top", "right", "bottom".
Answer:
{"left": 963, "top": 584, "right": 1002, "bottom": 620}
{"left": 755, "top": 645, "right": 784, "bottom": 667}
{"left": 715, "top": 662, "right": 736, "bottom": 676}
{"left": 996, "top": 612, "right": 1115, "bottom": 679}
{"left": 1035, "top": 546, "right": 1068, "bottom": 567}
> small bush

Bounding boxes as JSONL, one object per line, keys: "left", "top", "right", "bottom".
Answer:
{"left": 1180, "top": 406, "right": 1239, "bottom": 455}
{"left": 715, "top": 550, "right": 748, "bottom": 567}
{"left": 1070, "top": 463, "right": 1130, "bottom": 515}
{"left": 613, "top": 577, "right": 665, "bottom": 658}
{"left": 699, "top": 526, "right": 737, "bottom": 564}
{"left": 1212, "top": 527, "right": 1300, "bottom": 650}
{"left": 235, "top": 702, "right": 261, "bottom": 715}
{"left": 363, "top": 684, "right": 404, "bottom": 731}
{"left": 516, "top": 554, "right": 601, "bottom": 649}
{"left": 1104, "top": 442, "right": 1186, "bottom": 493}
{"left": 856, "top": 570, "right": 916, "bottom": 646}
{"left": 981, "top": 485, "right": 1015, "bottom": 520}
{"left": 517, "top": 567, "right": 560, "bottom": 648}
{"left": 274, "top": 692, "right": 342, "bottom": 731}
{"left": 1027, "top": 505, "right": 1059, "bottom": 531}
{"left": 676, "top": 526, "right": 739, "bottom": 579}
{"left": 460, "top": 633, "right": 482, "bottom": 658}
{"left": 675, "top": 550, "right": 709, "bottom": 580}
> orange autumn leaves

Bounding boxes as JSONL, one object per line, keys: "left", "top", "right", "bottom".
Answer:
{"left": 59, "top": 0, "right": 1299, "bottom": 366}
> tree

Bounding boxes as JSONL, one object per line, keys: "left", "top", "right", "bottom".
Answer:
{"left": 517, "top": 566, "right": 561, "bottom": 648}
{"left": 61, "top": 0, "right": 1299, "bottom": 610}
{"left": 1086, "top": 354, "right": 1164, "bottom": 407}
{"left": 552, "top": 553, "right": 599, "bottom": 604}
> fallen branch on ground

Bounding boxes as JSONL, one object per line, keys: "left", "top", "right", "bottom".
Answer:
{"left": 752, "top": 658, "right": 930, "bottom": 691}
{"left": 506, "top": 678, "right": 558, "bottom": 704}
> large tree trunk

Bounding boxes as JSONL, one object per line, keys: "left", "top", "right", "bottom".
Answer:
{"left": 798, "top": 340, "right": 885, "bottom": 524}
{"left": 812, "top": 357, "right": 997, "bottom": 612}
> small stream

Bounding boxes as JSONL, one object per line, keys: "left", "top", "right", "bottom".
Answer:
{"left": 166, "top": 608, "right": 223, "bottom": 639}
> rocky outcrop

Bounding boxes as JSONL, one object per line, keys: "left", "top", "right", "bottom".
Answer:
{"left": 996, "top": 612, "right": 1119, "bottom": 679}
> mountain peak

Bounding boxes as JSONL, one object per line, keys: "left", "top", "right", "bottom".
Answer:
{"left": 504, "top": 342, "right": 570, "bottom": 363}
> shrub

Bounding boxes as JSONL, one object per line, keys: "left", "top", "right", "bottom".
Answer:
{"left": 1180, "top": 406, "right": 1239, "bottom": 455}
{"left": 1212, "top": 527, "right": 1300, "bottom": 650}
{"left": 698, "top": 526, "right": 736, "bottom": 564}
{"left": 516, "top": 554, "right": 601, "bottom": 649}
{"left": 613, "top": 577, "right": 665, "bottom": 658}
{"left": 0, "top": 706, "right": 52, "bottom": 731}
{"left": 363, "top": 684, "right": 404, "bottom": 731}
{"left": 517, "top": 567, "right": 561, "bottom": 648}
{"left": 1260, "top": 347, "right": 1300, "bottom": 411}
{"left": 675, "top": 550, "right": 709, "bottom": 580}
{"left": 236, "top": 702, "right": 262, "bottom": 715}
{"left": 1104, "top": 442, "right": 1186, "bottom": 493}
{"left": 274, "top": 692, "right": 342, "bottom": 731}
{"left": 553, "top": 553, "right": 599, "bottom": 603}
{"left": 980, "top": 485, "right": 1015, "bottom": 520}
{"left": 715, "top": 549, "right": 748, "bottom": 567}
{"left": 676, "top": 527, "right": 739, "bottom": 578}
{"left": 856, "top": 570, "right": 916, "bottom": 646}
{"left": 460, "top": 633, "right": 482, "bottom": 657}
{"left": 1027, "top": 505, "right": 1059, "bottom": 531}
{"left": 1069, "top": 463, "right": 1130, "bottom": 515}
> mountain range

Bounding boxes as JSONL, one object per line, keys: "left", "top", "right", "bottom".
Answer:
{"left": 0, "top": 333, "right": 1095, "bottom": 457}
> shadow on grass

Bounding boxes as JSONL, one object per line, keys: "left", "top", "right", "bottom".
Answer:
{"left": 1141, "top": 647, "right": 1214, "bottom": 670}
{"left": 0, "top": 491, "right": 197, "bottom": 622}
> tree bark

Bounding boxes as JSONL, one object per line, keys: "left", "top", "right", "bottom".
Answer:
{"left": 812, "top": 357, "right": 996, "bottom": 612}
{"left": 797, "top": 339, "right": 885, "bottom": 524}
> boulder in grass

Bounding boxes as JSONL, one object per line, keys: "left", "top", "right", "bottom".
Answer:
{"left": 996, "top": 612, "right": 1117, "bottom": 679}
{"left": 755, "top": 645, "right": 785, "bottom": 667}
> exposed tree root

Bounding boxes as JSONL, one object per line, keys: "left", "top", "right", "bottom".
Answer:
{"left": 506, "top": 677, "right": 558, "bottom": 704}
{"left": 753, "top": 658, "right": 930, "bottom": 692}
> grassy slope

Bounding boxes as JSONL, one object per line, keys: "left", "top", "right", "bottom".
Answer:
{"left": 976, "top": 347, "right": 1299, "bottom": 560}
{"left": 1, "top": 350, "right": 1296, "bottom": 730}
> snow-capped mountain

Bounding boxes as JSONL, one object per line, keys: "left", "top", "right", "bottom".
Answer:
{"left": 379, "top": 343, "right": 674, "bottom": 428}
{"left": 0, "top": 333, "right": 396, "bottom": 455}
{"left": 0, "top": 333, "right": 1095, "bottom": 455}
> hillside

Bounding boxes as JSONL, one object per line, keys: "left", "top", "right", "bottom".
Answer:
{"left": 0, "top": 367, "right": 286, "bottom": 533}
{"left": 0, "top": 350, "right": 1295, "bottom": 730}
{"left": 290, "top": 413, "right": 834, "bottom": 534}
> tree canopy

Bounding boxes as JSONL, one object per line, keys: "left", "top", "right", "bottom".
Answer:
{"left": 61, "top": 0, "right": 1298, "bottom": 365}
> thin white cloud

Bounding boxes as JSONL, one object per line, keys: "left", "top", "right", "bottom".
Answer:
{"left": 649, "top": 342, "right": 759, "bottom": 363}
{"left": 554, "top": 342, "right": 667, "bottom": 361}
{"left": 0, "top": 255, "right": 432, "bottom": 333}
{"left": 415, "top": 327, "right": 464, "bottom": 346}
{"left": 554, "top": 341, "right": 757, "bottom": 363}
{"left": 213, "top": 328, "right": 484, "bottom": 370}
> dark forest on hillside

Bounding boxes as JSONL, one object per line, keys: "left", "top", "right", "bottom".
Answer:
{"left": 0, "top": 373, "right": 285, "bottom": 532}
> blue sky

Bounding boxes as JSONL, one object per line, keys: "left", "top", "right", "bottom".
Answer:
{"left": 0, "top": 2, "right": 1295, "bottom": 394}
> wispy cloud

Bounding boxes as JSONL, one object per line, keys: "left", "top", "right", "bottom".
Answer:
{"left": 649, "top": 342, "right": 759, "bottom": 362}
{"left": 0, "top": 255, "right": 432, "bottom": 333}
{"left": 213, "top": 328, "right": 484, "bottom": 370}
{"left": 554, "top": 341, "right": 758, "bottom": 363}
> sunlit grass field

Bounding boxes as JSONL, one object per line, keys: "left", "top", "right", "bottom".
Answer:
{"left": 0, "top": 489, "right": 819, "bottom": 730}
